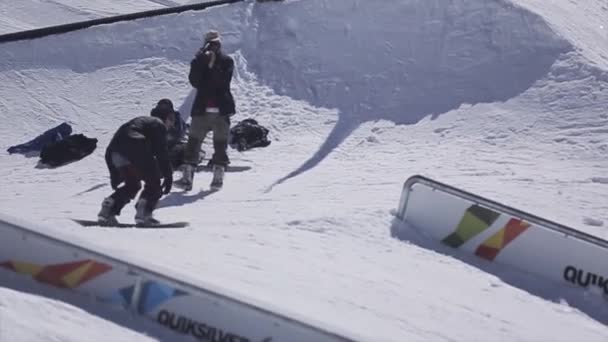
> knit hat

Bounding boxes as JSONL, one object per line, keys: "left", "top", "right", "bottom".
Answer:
{"left": 204, "top": 30, "right": 221, "bottom": 44}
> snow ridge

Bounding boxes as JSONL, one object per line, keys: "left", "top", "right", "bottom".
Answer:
{"left": 242, "top": 0, "right": 572, "bottom": 183}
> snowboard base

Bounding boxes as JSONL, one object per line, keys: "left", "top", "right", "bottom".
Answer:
{"left": 72, "top": 218, "right": 189, "bottom": 229}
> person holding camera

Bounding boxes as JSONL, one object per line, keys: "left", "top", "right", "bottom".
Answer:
{"left": 176, "top": 30, "right": 236, "bottom": 191}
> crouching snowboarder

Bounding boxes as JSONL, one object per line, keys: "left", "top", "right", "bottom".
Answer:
{"left": 97, "top": 111, "right": 174, "bottom": 226}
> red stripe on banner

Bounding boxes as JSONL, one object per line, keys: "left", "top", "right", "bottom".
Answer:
{"left": 503, "top": 219, "right": 530, "bottom": 246}
{"left": 475, "top": 245, "right": 500, "bottom": 261}
{"left": 36, "top": 260, "right": 90, "bottom": 288}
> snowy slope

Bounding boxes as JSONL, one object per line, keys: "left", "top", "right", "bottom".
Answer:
{"left": 0, "top": 0, "right": 195, "bottom": 34}
{"left": 1, "top": 0, "right": 608, "bottom": 341}
{"left": 515, "top": 0, "right": 608, "bottom": 68}
{"left": 241, "top": 0, "right": 608, "bottom": 232}
{"left": 0, "top": 287, "right": 160, "bottom": 342}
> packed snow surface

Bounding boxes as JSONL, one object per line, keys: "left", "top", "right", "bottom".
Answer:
{"left": 1, "top": 0, "right": 607, "bottom": 341}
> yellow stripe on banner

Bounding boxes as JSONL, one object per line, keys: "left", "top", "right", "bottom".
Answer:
{"left": 458, "top": 212, "right": 490, "bottom": 241}
{"left": 62, "top": 261, "right": 93, "bottom": 288}
{"left": 482, "top": 229, "right": 505, "bottom": 249}
{"left": 13, "top": 261, "right": 43, "bottom": 276}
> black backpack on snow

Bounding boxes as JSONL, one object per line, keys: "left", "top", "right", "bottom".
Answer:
{"left": 39, "top": 134, "right": 97, "bottom": 167}
{"left": 229, "top": 119, "right": 271, "bottom": 152}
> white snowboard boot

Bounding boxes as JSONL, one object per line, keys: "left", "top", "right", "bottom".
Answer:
{"left": 97, "top": 197, "right": 118, "bottom": 225}
{"left": 175, "top": 164, "right": 194, "bottom": 191}
{"left": 134, "top": 199, "right": 160, "bottom": 226}
{"left": 210, "top": 164, "right": 225, "bottom": 190}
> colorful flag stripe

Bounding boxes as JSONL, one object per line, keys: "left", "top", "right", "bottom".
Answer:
{"left": 475, "top": 218, "right": 530, "bottom": 261}
{"left": 0, "top": 259, "right": 111, "bottom": 288}
{"left": 442, "top": 204, "right": 501, "bottom": 248}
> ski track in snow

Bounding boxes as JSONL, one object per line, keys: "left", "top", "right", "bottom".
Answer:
{"left": 0, "top": 0, "right": 608, "bottom": 341}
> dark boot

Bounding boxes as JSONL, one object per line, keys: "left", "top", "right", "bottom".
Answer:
{"left": 97, "top": 197, "right": 119, "bottom": 224}
{"left": 210, "top": 164, "right": 225, "bottom": 190}
{"left": 134, "top": 199, "right": 160, "bottom": 226}
{"left": 175, "top": 164, "right": 194, "bottom": 191}
{"left": 176, "top": 138, "right": 202, "bottom": 190}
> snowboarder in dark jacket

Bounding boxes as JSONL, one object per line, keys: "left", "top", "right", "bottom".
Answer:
{"left": 177, "top": 30, "right": 235, "bottom": 191}
{"left": 97, "top": 112, "right": 174, "bottom": 225}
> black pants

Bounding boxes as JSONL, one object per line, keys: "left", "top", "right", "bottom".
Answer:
{"left": 168, "top": 142, "right": 186, "bottom": 169}
{"left": 109, "top": 142, "right": 162, "bottom": 215}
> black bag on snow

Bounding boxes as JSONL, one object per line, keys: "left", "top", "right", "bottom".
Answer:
{"left": 39, "top": 134, "right": 97, "bottom": 167}
{"left": 229, "top": 119, "right": 271, "bottom": 152}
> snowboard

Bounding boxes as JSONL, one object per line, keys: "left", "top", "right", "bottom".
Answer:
{"left": 72, "top": 218, "right": 189, "bottom": 229}
{"left": 195, "top": 164, "right": 251, "bottom": 173}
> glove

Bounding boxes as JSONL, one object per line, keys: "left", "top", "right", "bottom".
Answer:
{"left": 195, "top": 46, "right": 207, "bottom": 57}
{"left": 110, "top": 171, "right": 121, "bottom": 190}
{"left": 162, "top": 174, "right": 173, "bottom": 194}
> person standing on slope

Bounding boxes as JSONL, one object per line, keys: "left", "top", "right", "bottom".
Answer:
{"left": 97, "top": 111, "right": 174, "bottom": 226}
{"left": 176, "top": 30, "right": 236, "bottom": 191}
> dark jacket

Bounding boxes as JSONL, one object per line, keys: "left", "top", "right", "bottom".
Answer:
{"left": 105, "top": 116, "right": 172, "bottom": 181}
{"left": 7, "top": 122, "right": 72, "bottom": 155}
{"left": 188, "top": 49, "right": 235, "bottom": 116}
{"left": 167, "top": 111, "right": 187, "bottom": 148}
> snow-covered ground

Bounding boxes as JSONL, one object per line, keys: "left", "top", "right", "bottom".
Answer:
{"left": 0, "top": 0, "right": 195, "bottom": 34}
{"left": 1, "top": 0, "right": 608, "bottom": 341}
{"left": 0, "top": 287, "right": 159, "bottom": 342}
